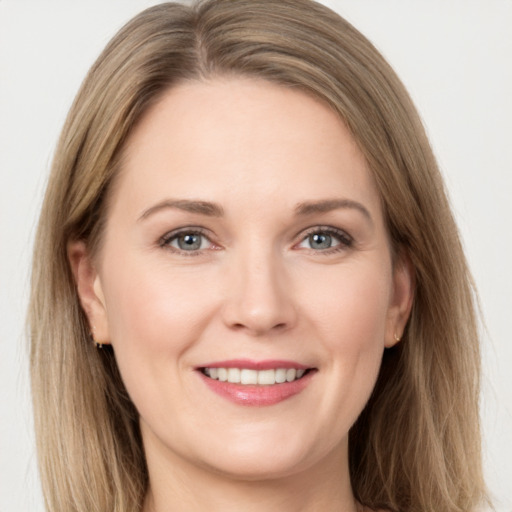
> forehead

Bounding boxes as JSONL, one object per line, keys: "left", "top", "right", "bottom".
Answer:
{"left": 113, "top": 77, "right": 382, "bottom": 220}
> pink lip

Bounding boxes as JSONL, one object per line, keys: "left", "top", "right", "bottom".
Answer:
{"left": 198, "top": 359, "right": 310, "bottom": 371}
{"left": 196, "top": 360, "right": 316, "bottom": 407}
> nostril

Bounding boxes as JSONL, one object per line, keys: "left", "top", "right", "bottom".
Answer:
{"left": 230, "top": 321, "right": 289, "bottom": 335}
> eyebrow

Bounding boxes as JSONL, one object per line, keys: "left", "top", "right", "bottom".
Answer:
{"left": 138, "top": 197, "right": 372, "bottom": 223}
{"left": 294, "top": 198, "right": 372, "bottom": 223}
{"left": 138, "top": 199, "right": 225, "bottom": 221}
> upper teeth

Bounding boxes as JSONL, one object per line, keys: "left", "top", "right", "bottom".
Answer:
{"left": 203, "top": 367, "right": 306, "bottom": 385}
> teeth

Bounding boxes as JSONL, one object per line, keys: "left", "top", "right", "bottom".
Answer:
{"left": 227, "top": 368, "right": 241, "bottom": 384}
{"left": 275, "top": 368, "right": 287, "bottom": 383}
{"left": 286, "top": 369, "right": 296, "bottom": 382}
{"left": 240, "top": 369, "right": 258, "bottom": 385}
{"left": 202, "top": 367, "right": 308, "bottom": 385}
{"left": 257, "top": 369, "right": 275, "bottom": 385}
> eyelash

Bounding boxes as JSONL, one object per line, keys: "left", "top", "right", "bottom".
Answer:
{"left": 159, "top": 227, "right": 214, "bottom": 257}
{"left": 297, "top": 226, "right": 353, "bottom": 254}
{"left": 158, "top": 226, "right": 353, "bottom": 256}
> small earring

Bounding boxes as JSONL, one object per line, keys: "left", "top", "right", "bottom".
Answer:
{"left": 394, "top": 332, "right": 402, "bottom": 343}
{"left": 90, "top": 332, "right": 103, "bottom": 349}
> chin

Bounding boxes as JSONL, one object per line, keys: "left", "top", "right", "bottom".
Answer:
{"left": 199, "top": 453, "right": 310, "bottom": 482}
{"left": 188, "top": 427, "right": 336, "bottom": 482}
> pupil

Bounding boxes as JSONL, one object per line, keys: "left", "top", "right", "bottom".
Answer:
{"left": 310, "top": 233, "right": 331, "bottom": 249}
{"left": 178, "top": 234, "right": 201, "bottom": 250}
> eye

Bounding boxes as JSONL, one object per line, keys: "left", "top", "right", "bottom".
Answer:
{"left": 297, "top": 227, "right": 352, "bottom": 252}
{"left": 160, "top": 229, "right": 214, "bottom": 253}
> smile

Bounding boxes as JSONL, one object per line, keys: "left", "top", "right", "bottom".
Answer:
{"left": 197, "top": 360, "right": 316, "bottom": 406}
{"left": 201, "top": 367, "right": 307, "bottom": 385}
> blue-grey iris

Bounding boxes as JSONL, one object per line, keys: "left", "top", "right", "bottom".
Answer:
{"left": 178, "top": 234, "right": 202, "bottom": 250}
{"left": 309, "top": 233, "right": 332, "bottom": 250}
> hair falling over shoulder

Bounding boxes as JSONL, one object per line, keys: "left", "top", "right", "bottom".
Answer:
{"left": 28, "top": 1, "right": 489, "bottom": 511}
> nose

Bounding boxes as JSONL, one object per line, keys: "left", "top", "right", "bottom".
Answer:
{"left": 221, "top": 248, "right": 297, "bottom": 337}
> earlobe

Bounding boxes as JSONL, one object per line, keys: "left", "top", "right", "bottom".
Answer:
{"left": 67, "top": 241, "right": 111, "bottom": 345}
{"left": 385, "top": 251, "right": 415, "bottom": 348}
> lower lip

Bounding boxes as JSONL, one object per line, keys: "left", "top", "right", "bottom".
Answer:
{"left": 198, "top": 371, "right": 315, "bottom": 406}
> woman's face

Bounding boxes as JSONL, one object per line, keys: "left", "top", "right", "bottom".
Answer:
{"left": 74, "top": 78, "right": 412, "bottom": 480}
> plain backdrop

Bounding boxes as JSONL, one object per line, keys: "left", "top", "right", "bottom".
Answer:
{"left": 1, "top": 1, "right": 511, "bottom": 510}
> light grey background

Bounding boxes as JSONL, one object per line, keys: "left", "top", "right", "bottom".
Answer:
{"left": 1, "top": 1, "right": 511, "bottom": 510}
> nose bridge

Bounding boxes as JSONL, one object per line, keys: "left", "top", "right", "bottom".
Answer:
{"left": 222, "top": 239, "right": 296, "bottom": 335}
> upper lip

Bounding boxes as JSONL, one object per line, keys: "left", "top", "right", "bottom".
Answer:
{"left": 196, "top": 359, "right": 312, "bottom": 371}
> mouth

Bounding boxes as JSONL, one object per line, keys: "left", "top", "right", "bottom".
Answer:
{"left": 199, "top": 367, "right": 310, "bottom": 385}
{"left": 196, "top": 360, "right": 317, "bottom": 406}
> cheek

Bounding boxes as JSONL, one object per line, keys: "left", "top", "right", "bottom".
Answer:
{"left": 300, "top": 261, "right": 392, "bottom": 425}
{"left": 98, "top": 256, "right": 225, "bottom": 433}
{"left": 99, "top": 255, "right": 221, "bottom": 402}
{"left": 302, "top": 260, "right": 392, "bottom": 351}
{"left": 102, "top": 256, "right": 216, "bottom": 347}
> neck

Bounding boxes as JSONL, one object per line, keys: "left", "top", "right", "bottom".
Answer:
{"left": 142, "top": 435, "right": 359, "bottom": 512}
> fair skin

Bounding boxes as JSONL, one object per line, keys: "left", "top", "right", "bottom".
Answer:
{"left": 70, "top": 78, "right": 413, "bottom": 512}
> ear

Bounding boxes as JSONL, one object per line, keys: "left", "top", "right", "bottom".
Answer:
{"left": 385, "top": 250, "right": 415, "bottom": 348}
{"left": 68, "top": 241, "right": 111, "bottom": 345}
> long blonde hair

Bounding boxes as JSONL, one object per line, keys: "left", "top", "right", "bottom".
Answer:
{"left": 29, "top": 1, "right": 487, "bottom": 511}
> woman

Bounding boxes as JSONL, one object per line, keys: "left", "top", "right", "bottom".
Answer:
{"left": 28, "top": 0, "right": 488, "bottom": 511}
